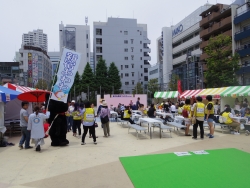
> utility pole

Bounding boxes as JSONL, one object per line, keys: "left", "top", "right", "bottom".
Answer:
{"left": 112, "top": 86, "right": 114, "bottom": 94}
{"left": 100, "top": 86, "right": 101, "bottom": 97}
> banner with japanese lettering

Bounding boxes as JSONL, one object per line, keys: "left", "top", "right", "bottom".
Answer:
{"left": 50, "top": 48, "right": 81, "bottom": 103}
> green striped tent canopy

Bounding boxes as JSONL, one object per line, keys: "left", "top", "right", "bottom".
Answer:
{"left": 220, "top": 86, "right": 250, "bottom": 97}
{"left": 154, "top": 91, "right": 178, "bottom": 99}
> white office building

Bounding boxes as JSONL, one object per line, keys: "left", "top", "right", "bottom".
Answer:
{"left": 22, "top": 29, "right": 48, "bottom": 51}
{"left": 89, "top": 52, "right": 94, "bottom": 72}
{"left": 48, "top": 51, "right": 60, "bottom": 76}
{"left": 93, "top": 18, "right": 151, "bottom": 94}
{"left": 159, "top": 4, "right": 211, "bottom": 90}
{"left": 59, "top": 23, "right": 90, "bottom": 75}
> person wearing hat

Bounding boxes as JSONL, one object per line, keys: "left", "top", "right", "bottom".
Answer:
{"left": 97, "top": 99, "right": 105, "bottom": 116}
{"left": 100, "top": 101, "right": 111, "bottom": 137}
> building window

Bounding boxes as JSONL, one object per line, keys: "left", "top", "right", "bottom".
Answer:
{"left": 86, "top": 34, "right": 88, "bottom": 39}
{"left": 140, "top": 31, "right": 142, "bottom": 35}
{"left": 124, "top": 48, "right": 128, "bottom": 52}
{"left": 95, "top": 29, "right": 102, "bottom": 35}
{"left": 140, "top": 41, "right": 142, "bottom": 44}
{"left": 125, "top": 65, "right": 129, "bottom": 68}
{"left": 140, "top": 57, "right": 142, "bottom": 60}
{"left": 125, "top": 57, "right": 128, "bottom": 60}
{"left": 124, "top": 31, "right": 128, "bottom": 35}
{"left": 87, "top": 53, "right": 89, "bottom": 57}
{"left": 131, "top": 39, "right": 134, "bottom": 44}
{"left": 124, "top": 40, "right": 128, "bottom": 44}
{"left": 125, "top": 82, "right": 129, "bottom": 85}
{"left": 132, "top": 80, "right": 134, "bottom": 85}
{"left": 125, "top": 73, "right": 129, "bottom": 77}
{"left": 87, "top": 43, "right": 88, "bottom": 48}
{"left": 132, "top": 72, "right": 134, "bottom": 76}
{"left": 140, "top": 49, "right": 142, "bottom": 52}
{"left": 131, "top": 47, "right": 134, "bottom": 52}
{"left": 144, "top": 68, "right": 148, "bottom": 73}
{"left": 96, "top": 38, "right": 102, "bottom": 44}
{"left": 144, "top": 76, "right": 148, "bottom": 81}
{"left": 121, "top": 65, "right": 123, "bottom": 70}
{"left": 125, "top": 91, "right": 130, "bottom": 94}
{"left": 96, "top": 47, "right": 102, "bottom": 53}
{"left": 121, "top": 73, "right": 123, "bottom": 78}
{"left": 141, "top": 82, "right": 143, "bottom": 85}
{"left": 141, "top": 65, "right": 143, "bottom": 68}
{"left": 131, "top": 55, "right": 134, "bottom": 60}
{"left": 132, "top": 64, "right": 134, "bottom": 68}
{"left": 96, "top": 29, "right": 102, "bottom": 35}
{"left": 141, "top": 73, "right": 143, "bottom": 77}
{"left": 96, "top": 55, "right": 102, "bottom": 61}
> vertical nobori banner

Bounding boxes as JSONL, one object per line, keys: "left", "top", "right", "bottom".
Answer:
{"left": 50, "top": 48, "right": 81, "bottom": 103}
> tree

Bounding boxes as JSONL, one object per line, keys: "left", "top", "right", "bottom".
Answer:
{"left": 107, "top": 62, "right": 122, "bottom": 94}
{"left": 35, "top": 79, "right": 48, "bottom": 90}
{"left": 95, "top": 58, "right": 109, "bottom": 94}
{"left": 132, "top": 82, "right": 143, "bottom": 94}
{"left": 81, "top": 62, "right": 94, "bottom": 96}
{"left": 147, "top": 78, "right": 159, "bottom": 97}
{"left": 204, "top": 34, "right": 240, "bottom": 88}
{"left": 168, "top": 74, "right": 179, "bottom": 91}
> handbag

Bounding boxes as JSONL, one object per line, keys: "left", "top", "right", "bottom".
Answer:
{"left": 94, "top": 123, "right": 98, "bottom": 128}
{"left": 101, "top": 115, "right": 109, "bottom": 124}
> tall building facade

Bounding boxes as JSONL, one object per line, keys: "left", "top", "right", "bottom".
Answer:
{"left": 234, "top": 0, "right": 250, "bottom": 85}
{"left": 59, "top": 23, "right": 90, "bottom": 75}
{"left": 93, "top": 18, "right": 151, "bottom": 94}
{"left": 159, "top": 4, "right": 211, "bottom": 91}
{"left": 18, "top": 45, "right": 52, "bottom": 88}
{"left": 22, "top": 29, "right": 48, "bottom": 51}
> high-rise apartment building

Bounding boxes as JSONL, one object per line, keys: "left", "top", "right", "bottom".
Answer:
{"left": 93, "top": 18, "right": 151, "bottom": 94}
{"left": 22, "top": 29, "right": 48, "bottom": 51}
{"left": 48, "top": 51, "right": 60, "bottom": 76}
{"left": 59, "top": 23, "right": 90, "bottom": 75}
{"left": 234, "top": 0, "right": 250, "bottom": 85}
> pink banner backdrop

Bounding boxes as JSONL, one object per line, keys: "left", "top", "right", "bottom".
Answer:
{"left": 96, "top": 94, "right": 147, "bottom": 108}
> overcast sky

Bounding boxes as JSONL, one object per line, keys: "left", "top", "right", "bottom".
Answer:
{"left": 0, "top": 0, "right": 233, "bottom": 64}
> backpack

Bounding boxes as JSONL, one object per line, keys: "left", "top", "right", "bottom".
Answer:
{"left": 182, "top": 109, "right": 189, "bottom": 118}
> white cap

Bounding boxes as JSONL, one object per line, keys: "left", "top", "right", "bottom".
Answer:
{"left": 71, "top": 100, "right": 75, "bottom": 103}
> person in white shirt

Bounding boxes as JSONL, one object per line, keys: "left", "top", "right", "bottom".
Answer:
{"left": 170, "top": 103, "right": 176, "bottom": 117}
{"left": 27, "top": 106, "right": 50, "bottom": 152}
{"left": 67, "top": 100, "right": 75, "bottom": 131}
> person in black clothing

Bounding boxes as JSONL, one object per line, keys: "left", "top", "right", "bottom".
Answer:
{"left": 136, "top": 97, "right": 141, "bottom": 110}
{"left": 147, "top": 104, "right": 156, "bottom": 118}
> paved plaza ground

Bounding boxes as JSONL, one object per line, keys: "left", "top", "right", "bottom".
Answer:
{"left": 0, "top": 121, "right": 249, "bottom": 188}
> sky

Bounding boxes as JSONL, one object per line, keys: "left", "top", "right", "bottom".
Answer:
{"left": 0, "top": 0, "right": 234, "bottom": 64}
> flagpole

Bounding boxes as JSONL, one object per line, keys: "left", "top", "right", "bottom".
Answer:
{"left": 46, "top": 46, "right": 64, "bottom": 110}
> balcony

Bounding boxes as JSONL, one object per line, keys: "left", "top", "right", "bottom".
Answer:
{"left": 200, "top": 53, "right": 209, "bottom": 61}
{"left": 235, "top": 25, "right": 250, "bottom": 41}
{"left": 200, "top": 41, "right": 209, "bottom": 49}
{"left": 236, "top": 43, "right": 250, "bottom": 58}
{"left": 234, "top": 7, "right": 250, "bottom": 25}
{"left": 143, "top": 47, "right": 151, "bottom": 53}
{"left": 200, "top": 16, "right": 231, "bottom": 38}
{"left": 200, "top": 11, "right": 221, "bottom": 27}
{"left": 144, "top": 56, "right": 151, "bottom": 61}
{"left": 144, "top": 60, "right": 150, "bottom": 65}
{"left": 144, "top": 39, "right": 151, "bottom": 44}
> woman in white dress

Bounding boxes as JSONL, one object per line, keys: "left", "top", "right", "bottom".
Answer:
{"left": 27, "top": 106, "right": 50, "bottom": 152}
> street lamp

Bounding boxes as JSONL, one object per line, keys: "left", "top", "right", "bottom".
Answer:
{"left": 186, "top": 51, "right": 192, "bottom": 90}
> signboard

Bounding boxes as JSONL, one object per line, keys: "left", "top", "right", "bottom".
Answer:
{"left": 172, "top": 24, "right": 183, "bottom": 37}
{"left": 28, "top": 53, "right": 32, "bottom": 87}
{"left": 112, "top": 95, "right": 133, "bottom": 97}
{"left": 32, "top": 53, "right": 39, "bottom": 86}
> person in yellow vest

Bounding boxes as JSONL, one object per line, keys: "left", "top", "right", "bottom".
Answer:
{"left": 182, "top": 99, "right": 191, "bottom": 136}
{"left": 222, "top": 107, "right": 240, "bottom": 134}
{"left": 72, "top": 103, "right": 82, "bottom": 137}
{"left": 81, "top": 101, "right": 97, "bottom": 145}
{"left": 192, "top": 96, "right": 205, "bottom": 140}
{"left": 123, "top": 106, "right": 135, "bottom": 124}
{"left": 205, "top": 95, "right": 215, "bottom": 138}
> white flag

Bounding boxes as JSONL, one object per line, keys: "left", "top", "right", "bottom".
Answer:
{"left": 50, "top": 48, "right": 81, "bottom": 103}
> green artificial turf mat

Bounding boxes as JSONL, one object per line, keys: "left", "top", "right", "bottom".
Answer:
{"left": 120, "top": 148, "right": 250, "bottom": 188}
